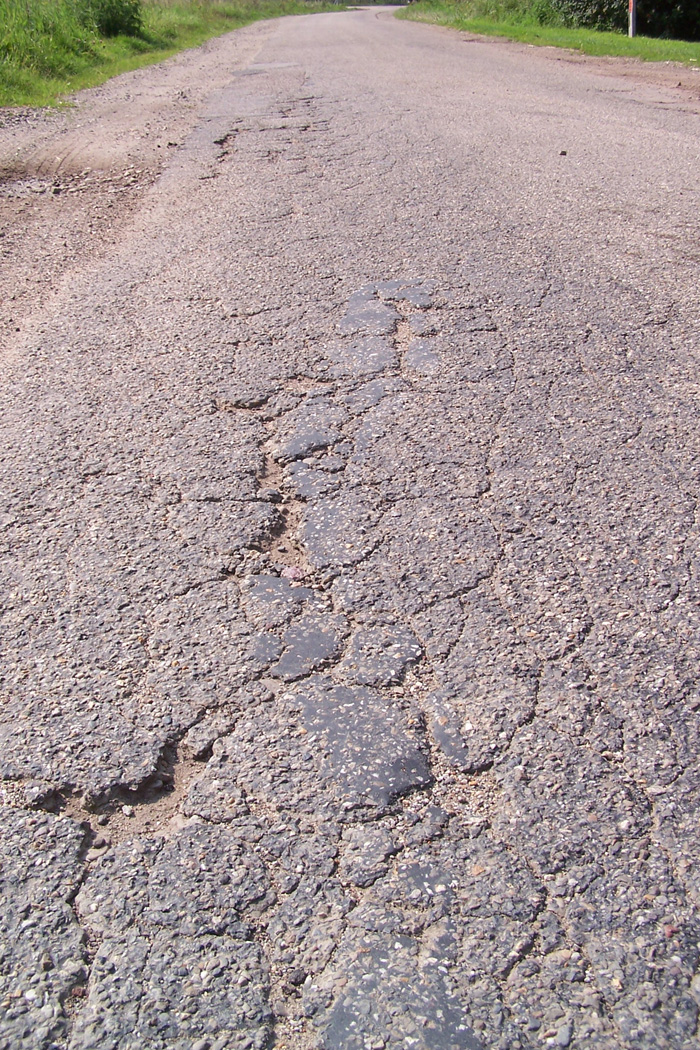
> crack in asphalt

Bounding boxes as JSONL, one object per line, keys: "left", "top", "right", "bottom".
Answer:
{"left": 2, "top": 15, "right": 700, "bottom": 1050}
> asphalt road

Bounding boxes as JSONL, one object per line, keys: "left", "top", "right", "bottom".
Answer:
{"left": 2, "top": 8, "right": 700, "bottom": 1049}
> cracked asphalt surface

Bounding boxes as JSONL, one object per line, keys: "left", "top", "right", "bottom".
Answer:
{"left": 2, "top": 7, "right": 700, "bottom": 1049}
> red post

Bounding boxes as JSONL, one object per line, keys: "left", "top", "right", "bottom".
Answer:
{"left": 629, "top": 0, "right": 637, "bottom": 36}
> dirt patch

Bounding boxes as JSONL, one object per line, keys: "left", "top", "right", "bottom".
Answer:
{"left": 551, "top": 47, "right": 700, "bottom": 107}
{"left": 454, "top": 26, "right": 700, "bottom": 109}
{"left": 0, "top": 21, "right": 272, "bottom": 358}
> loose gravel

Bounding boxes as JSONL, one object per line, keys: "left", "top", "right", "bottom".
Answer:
{"left": 1, "top": 9, "right": 700, "bottom": 1050}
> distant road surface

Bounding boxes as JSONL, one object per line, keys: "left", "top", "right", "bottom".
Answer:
{"left": 1, "top": 8, "right": 700, "bottom": 1050}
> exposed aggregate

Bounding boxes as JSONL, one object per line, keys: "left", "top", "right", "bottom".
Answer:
{"left": 1, "top": 9, "right": 700, "bottom": 1050}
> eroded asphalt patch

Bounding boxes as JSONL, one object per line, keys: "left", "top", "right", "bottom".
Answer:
{"left": 2, "top": 10, "right": 700, "bottom": 1050}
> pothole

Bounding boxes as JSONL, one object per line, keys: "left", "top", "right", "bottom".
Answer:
{"left": 258, "top": 440, "right": 315, "bottom": 581}
{"left": 32, "top": 744, "right": 204, "bottom": 853}
{"left": 393, "top": 317, "right": 414, "bottom": 353}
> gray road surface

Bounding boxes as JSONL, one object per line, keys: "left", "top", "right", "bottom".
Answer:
{"left": 2, "top": 8, "right": 700, "bottom": 1049}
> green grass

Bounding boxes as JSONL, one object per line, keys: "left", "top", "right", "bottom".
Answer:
{"left": 0, "top": 0, "right": 344, "bottom": 107}
{"left": 399, "top": 1, "right": 700, "bottom": 64}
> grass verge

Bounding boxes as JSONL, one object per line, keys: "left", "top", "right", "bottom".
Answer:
{"left": 0, "top": 0, "right": 344, "bottom": 107}
{"left": 398, "top": 1, "right": 700, "bottom": 65}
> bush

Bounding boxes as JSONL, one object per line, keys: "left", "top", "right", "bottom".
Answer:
{"left": 80, "top": 0, "right": 143, "bottom": 35}
{"left": 551, "top": 0, "right": 700, "bottom": 37}
{"left": 531, "top": 0, "right": 567, "bottom": 24}
{"left": 552, "top": 0, "right": 626, "bottom": 30}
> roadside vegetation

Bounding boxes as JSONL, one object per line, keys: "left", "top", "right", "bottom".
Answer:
{"left": 400, "top": 0, "right": 700, "bottom": 63}
{"left": 0, "top": 0, "right": 343, "bottom": 106}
